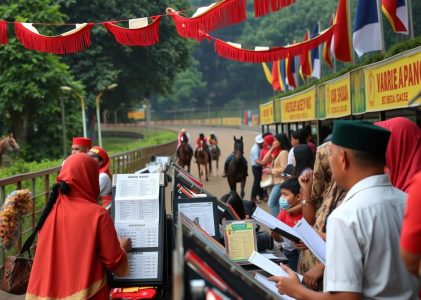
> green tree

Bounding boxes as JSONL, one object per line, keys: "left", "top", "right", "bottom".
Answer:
{"left": 0, "top": 0, "right": 83, "bottom": 160}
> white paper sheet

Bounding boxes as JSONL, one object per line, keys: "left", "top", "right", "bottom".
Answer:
{"left": 115, "top": 199, "right": 159, "bottom": 223}
{"left": 178, "top": 202, "right": 216, "bottom": 236}
{"left": 115, "top": 222, "right": 159, "bottom": 248}
{"left": 116, "top": 251, "right": 158, "bottom": 279}
{"left": 294, "top": 219, "right": 326, "bottom": 264}
{"left": 114, "top": 174, "right": 160, "bottom": 201}
{"left": 255, "top": 273, "right": 296, "bottom": 300}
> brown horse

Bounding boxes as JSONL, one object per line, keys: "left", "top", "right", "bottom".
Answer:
{"left": 226, "top": 136, "right": 248, "bottom": 199}
{"left": 0, "top": 134, "right": 20, "bottom": 166}
{"left": 209, "top": 144, "right": 220, "bottom": 175}
{"left": 177, "top": 139, "right": 193, "bottom": 172}
{"left": 196, "top": 141, "right": 210, "bottom": 181}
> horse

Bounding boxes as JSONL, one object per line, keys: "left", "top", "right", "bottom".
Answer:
{"left": 209, "top": 144, "right": 220, "bottom": 175}
{"left": 0, "top": 134, "right": 20, "bottom": 166}
{"left": 195, "top": 141, "right": 210, "bottom": 181}
{"left": 177, "top": 138, "right": 193, "bottom": 172}
{"left": 226, "top": 136, "right": 248, "bottom": 199}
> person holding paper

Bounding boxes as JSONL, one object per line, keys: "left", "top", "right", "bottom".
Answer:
{"left": 271, "top": 178, "right": 303, "bottom": 271}
{"left": 270, "top": 120, "right": 419, "bottom": 299}
{"left": 26, "top": 153, "right": 132, "bottom": 300}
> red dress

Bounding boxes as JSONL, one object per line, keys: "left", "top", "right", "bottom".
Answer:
{"left": 26, "top": 154, "right": 126, "bottom": 300}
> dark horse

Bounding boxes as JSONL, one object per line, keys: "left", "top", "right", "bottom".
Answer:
{"left": 209, "top": 144, "right": 220, "bottom": 175}
{"left": 0, "top": 134, "right": 20, "bottom": 166}
{"left": 177, "top": 136, "right": 193, "bottom": 172}
{"left": 196, "top": 140, "right": 210, "bottom": 181}
{"left": 226, "top": 136, "right": 248, "bottom": 199}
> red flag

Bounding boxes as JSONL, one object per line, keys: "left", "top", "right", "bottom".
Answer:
{"left": 323, "top": 16, "right": 334, "bottom": 68}
{"left": 299, "top": 31, "right": 312, "bottom": 78}
{"left": 271, "top": 61, "right": 285, "bottom": 91}
{"left": 381, "top": 0, "right": 408, "bottom": 34}
{"left": 286, "top": 55, "right": 297, "bottom": 88}
{"left": 332, "top": 0, "right": 352, "bottom": 62}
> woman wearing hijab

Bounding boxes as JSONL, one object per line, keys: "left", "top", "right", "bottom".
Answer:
{"left": 26, "top": 153, "right": 131, "bottom": 300}
{"left": 375, "top": 117, "right": 421, "bottom": 192}
{"left": 88, "top": 146, "right": 112, "bottom": 207}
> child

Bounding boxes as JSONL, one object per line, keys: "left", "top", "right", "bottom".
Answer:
{"left": 271, "top": 178, "right": 302, "bottom": 271}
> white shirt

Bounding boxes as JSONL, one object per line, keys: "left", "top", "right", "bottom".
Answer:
{"left": 99, "top": 173, "right": 112, "bottom": 196}
{"left": 324, "top": 174, "right": 419, "bottom": 299}
{"left": 287, "top": 147, "right": 295, "bottom": 165}
{"left": 250, "top": 143, "right": 261, "bottom": 166}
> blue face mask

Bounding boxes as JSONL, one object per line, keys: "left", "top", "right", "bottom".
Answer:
{"left": 279, "top": 197, "right": 291, "bottom": 209}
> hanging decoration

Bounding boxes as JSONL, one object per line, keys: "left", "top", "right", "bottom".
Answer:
{"left": 103, "top": 16, "right": 161, "bottom": 46}
{"left": 212, "top": 25, "right": 335, "bottom": 63}
{"left": 254, "top": 0, "right": 295, "bottom": 17}
{"left": 167, "top": 0, "right": 246, "bottom": 40}
{"left": 0, "top": 20, "right": 8, "bottom": 45}
{"left": 14, "top": 22, "right": 94, "bottom": 54}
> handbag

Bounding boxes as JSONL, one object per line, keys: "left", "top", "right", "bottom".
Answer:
{"left": 260, "top": 173, "right": 274, "bottom": 188}
{"left": 1, "top": 251, "right": 33, "bottom": 295}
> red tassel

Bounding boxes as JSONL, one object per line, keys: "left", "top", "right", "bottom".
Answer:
{"left": 254, "top": 0, "right": 295, "bottom": 17}
{"left": 213, "top": 25, "right": 335, "bottom": 63}
{"left": 0, "top": 20, "right": 8, "bottom": 45}
{"left": 103, "top": 16, "right": 161, "bottom": 47}
{"left": 169, "top": 0, "right": 246, "bottom": 40}
{"left": 14, "top": 22, "right": 94, "bottom": 55}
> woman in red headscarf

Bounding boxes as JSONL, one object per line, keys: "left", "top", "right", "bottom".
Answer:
{"left": 26, "top": 153, "right": 131, "bottom": 300}
{"left": 88, "top": 146, "right": 112, "bottom": 207}
{"left": 375, "top": 117, "right": 421, "bottom": 192}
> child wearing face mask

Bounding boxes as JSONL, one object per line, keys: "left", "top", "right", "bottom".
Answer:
{"left": 271, "top": 178, "right": 302, "bottom": 271}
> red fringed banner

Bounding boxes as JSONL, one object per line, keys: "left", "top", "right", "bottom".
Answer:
{"left": 103, "top": 16, "right": 161, "bottom": 46}
{"left": 213, "top": 25, "right": 335, "bottom": 63}
{"left": 0, "top": 20, "right": 8, "bottom": 45}
{"left": 254, "top": 0, "right": 295, "bottom": 17}
{"left": 14, "top": 22, "right": 94, "bottom": 54}
{"left": 168, "top": 0, "right": 246, "bottom": 40}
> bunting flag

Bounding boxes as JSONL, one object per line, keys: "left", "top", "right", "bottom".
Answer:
{"left": 254, "top": 0, "right": 296, "bottom": 17}
{"left": 167, "top": 0, "right": 246, "bottom": 40}
{"left": 299, "top": 30, "right": 312, "bottom": 79}
{"left": 0, "top": 20, "right": 8, "bottom": 45}
{"left": 280, "top": 59, "right": 288, "bottom": 89}
{"left": 103, "top": 16, "right": 161, "bottom": 46}
{"left": 285, "top": 54, "right": 297, "bottom": 89}
{"left": 331, "top": 0, "right": 352, "bottom": 62}
{"left": 261, "top": 62, "right": 273, "bottom": 85}
{"left": 382, "top": 0, "right": 408, "bottom": 34}
{"left": 353, "top": 0, "right": 383, "bottom": 57}
{"left": 271, "top": 61, "right": 282, "bottom": 91}
{"left": 213, "top": 25, "right": 334, "bottom": 63}
{"left": 14, "top": 22, "right": 94, "bottom": 54}
{"left": 311, "top": 24, "right": 321, "bottom": 79}
{"left": 323, "top": 16, "right": 334, "bottom": 68}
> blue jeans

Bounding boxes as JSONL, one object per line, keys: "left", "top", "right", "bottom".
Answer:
{"left": 268, "top": 184, "right": 281, "bottom": 217}
{"left": 283, "top": 249, "right": 299, "bottom": 272}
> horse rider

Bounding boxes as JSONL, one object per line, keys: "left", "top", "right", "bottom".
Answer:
{"left": 208, "top": 132, "right": 221, "bottom": 156}
{"left": 195, "top": 133, "right": 211, "bottom": 164}
{"left": 176, "top": 128, "right": 192, "bottom": 155}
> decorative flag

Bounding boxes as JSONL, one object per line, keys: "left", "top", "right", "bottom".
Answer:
{"left": 14, "top": 22, "right": 94, "bottom": 54}
{"left": 299, "top": 30, "right": 312, "bottom": 79}
{"left": 271, "top": 61, "right": 282, "bottom": 91}
{"left": 323, "top": 16, "right": 334, "bottom": 68}
{"left": 167, "top": 0, "right": 246, "bottom": 40}
{"left": 261, "top": 62, "right": 273, "bottom": 85}
{"left": 353, "top": 0, "right": 383, "bottom": 57}
{"left": 311, "top": 24, "right": 321, "bottom": 79}
{"left": 103, "top": 16, "right": 161, "bottom": 46}
{"left": 0, "top": 20, "right": 8, "bottom": 45}
{"left": 382, "top": 0, "right": 408, "bottom": 34}
{"left": 331, "top": 0, "right": 352, "bottom": 62}
{"left": 280, "top": 60, "right": 288, "bottom": 90}
{"left": 286, "top": 55, "right": 297, "bottom": 89}
{"left": 254, "top": 0, "right": 296, "bottom": 17}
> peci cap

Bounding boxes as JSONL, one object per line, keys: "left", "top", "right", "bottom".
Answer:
{"left": 331, "top": 120, "right": 391, "bottom": 156}
{"left": 72, "top": 137, "right": 92, "bottom": 148}
{"left": 255, "top": 135, "right": 264, "bottom": 144}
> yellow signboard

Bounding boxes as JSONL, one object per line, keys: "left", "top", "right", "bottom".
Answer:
{"left": 259, "top": 101, "right": 274, "bottom": 125}
{"left": 325, "top": 74, "right": 351, "bottom": 118}
{"left": 281, "top": 87, "right": 316, "bottom": 123}
{"left": 365, "top": 50, "right": 421, "bottom": 112}
{"left": 128, "top": 110, "right": 145, "bottom": 120}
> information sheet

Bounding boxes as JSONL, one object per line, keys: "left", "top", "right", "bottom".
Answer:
{"left": 224, "top": 221, "right": 256, "bottom": 262}
{"left": 178, "top": 202, "right": 216, "bottom": 236}
{"left": 116, "top": 251, "right": 159, "bottom": 279}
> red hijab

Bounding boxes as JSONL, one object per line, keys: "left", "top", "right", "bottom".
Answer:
{"left": 89, "top": 146, "right": 111, "bottom": 179}
{"left": 27, "top": 153, "right": 125, "bottom": 299}
{"left": 375, "top": 117, "right": 421, "bottom": 192}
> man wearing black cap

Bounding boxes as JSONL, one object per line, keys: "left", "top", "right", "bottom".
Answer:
{"left": 271, "top": 120, "right": 419, "bottom": 299}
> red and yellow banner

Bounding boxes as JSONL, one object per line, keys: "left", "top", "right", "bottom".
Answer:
{"left": 365, "top": 50, "right": 421, "bottom": 112}
{"left": 259, "top": 101, "right": 274, "bottom": 125}
{"left": 325, "top": 74, "right": 351, "bottom": 118}
{"left": 281, "top": 87, "right": 315, "bottom": 123}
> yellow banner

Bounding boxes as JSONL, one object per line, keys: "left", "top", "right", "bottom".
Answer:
{"left": 325, "top": 74, "right": 351, "bottom": 118}
{"left": 281, "top": 87, "right": 316, "bottom": 123}
{"left": 127, "top": 110, "right": 145, "bottom": 120}
{"left": 259, "top": 101, "right": 274, "bottom": 125}
{"left": 365, "top": 50, "right": 421, "bottom": 112}
{"left": 222, "top": 117, "right": 242, "bottom": 126}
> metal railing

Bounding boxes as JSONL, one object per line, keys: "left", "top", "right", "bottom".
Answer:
{"left": 0, "top": 139, "right": 177, "bottom": 275}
